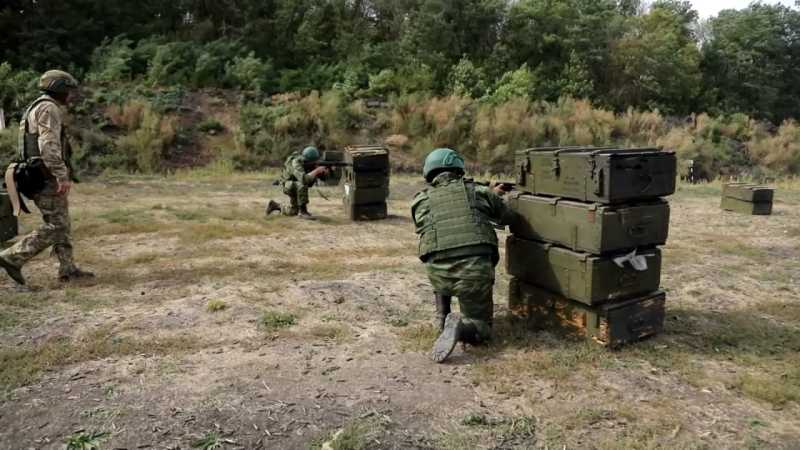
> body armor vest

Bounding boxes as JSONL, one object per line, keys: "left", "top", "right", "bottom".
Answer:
{"left": 417, "top": 178, "right": 498, "bottom": 259}
{"left": 18, "top": 95, "right": 64, "bottom": 161}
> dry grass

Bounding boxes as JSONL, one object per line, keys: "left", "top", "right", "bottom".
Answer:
{"left": 0, "top": 326, "right": 202, "bottom": 389}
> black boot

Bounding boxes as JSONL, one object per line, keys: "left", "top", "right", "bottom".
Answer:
{"left": 431, "top": 312, "right": 462, "bottom": 363}
{"left": 298, "top": 204, "right": 315, "bottom": 220}
{"left": 0, "top": 256, "right": 25, "bottom": 285}
{"left": 435, "top": 294, "right": 452, "bottom": 331}
{"left": 59, "top": 268, "right": 95, "bottom": 283}
{"left": 265, "top": 200, "right": 281, "bottom": 216}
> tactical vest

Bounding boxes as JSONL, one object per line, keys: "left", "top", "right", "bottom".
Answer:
{"left": 17, "top": 95, "right": 67, "bottom": 162}
{"left": 417, "top": 178, "right": 498, "bottom": 259}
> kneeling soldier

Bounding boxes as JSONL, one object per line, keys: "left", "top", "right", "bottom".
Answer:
{"left": 266, "top": 146, "right": 330, "bottom": 219}
{"left": 0, "top": 70, "right": 94, "bottom": 286}
{"left": 411, "top": 148, "right": 514, "bottom": 363}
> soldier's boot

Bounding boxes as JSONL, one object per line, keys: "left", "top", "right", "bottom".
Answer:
{"left": 298, "top": 204, "right": 315, "bottom": 220}
{"left": 0, "top": 256, "right": 25, "bottom": 286}
{"left": 59, "top": 268, "right": 95, "bottom": 283}
{"left": 435, "top": 294, "right": 452, "bottom": 331}
{"left": 265, "top": 200, "right": 282, "bottom": 216}
{"left": 431, "top": 312, "right": 462, "bottom": 363}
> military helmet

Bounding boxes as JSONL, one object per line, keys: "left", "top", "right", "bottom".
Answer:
{"left": 38, "top": 70, "right": 79, "bottom": 94}
{"left": 423, "top": 148, "right": 465, "bottom": 182}
{"left": 301, "top": 146, "right": 321, "bottom": 162}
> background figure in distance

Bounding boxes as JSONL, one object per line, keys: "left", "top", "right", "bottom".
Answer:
{"left": 0, "top": 70, "right": 94, "bottom": 286}
{"left": 266, "top": 146, "right": 330, "bottom": 219}
{"left": 411, "top": 148, "right": 516, "bottom": 363}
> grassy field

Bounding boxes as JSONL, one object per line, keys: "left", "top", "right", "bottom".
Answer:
{"left": 0, "top": 173, "right": 798, "bottom": 450}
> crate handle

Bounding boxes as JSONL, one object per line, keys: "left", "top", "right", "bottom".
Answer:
{"left": 550, "top": 157, "right": 560, "bottom": 177}
{"left": 593, "top": 168, "right": 604, "bottom": 195}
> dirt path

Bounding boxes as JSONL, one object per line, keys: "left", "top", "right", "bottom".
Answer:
{"left": 1, "top": 176, "right": 799, "bottom": 449}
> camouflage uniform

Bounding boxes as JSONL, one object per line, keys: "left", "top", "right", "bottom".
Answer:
{"left": 0, "top": 96, "right": 78, "bottom": 277}
{"left": 412, "top": 172, "right": 513, "bottom": 343}
{"left": 279, "top": 152, "right": 317, "bottom": 216}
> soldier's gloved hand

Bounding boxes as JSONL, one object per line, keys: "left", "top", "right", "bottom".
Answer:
{"left": 57, "top": 180, "right": 72, "bottom": 195}
{"left": 491, "top": 182, "right": 508, "bottom": 196}
{"left": 309, "top": 166, "right": 330, "bottom": 178}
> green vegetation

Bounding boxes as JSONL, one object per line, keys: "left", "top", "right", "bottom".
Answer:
{"left": 206, "top": 300, "right": 227, "bottom": 313}
{"left": 0, "top": 2, "right": 800, "bottom": 178}
{"left": 65, "top": 431, "right": 109, "bottom": 450}
{"left": 260, "top": 311, "right": 297, "bottom": 331}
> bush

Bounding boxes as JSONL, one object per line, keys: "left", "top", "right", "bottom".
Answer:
{"left": 147, "top": 42, "right": 200, "bottom": 87}
{"left": 193, "top": 39, "right": 243, "bottom": 88}
{"left": 225, "top": 52, "right": 274, "bottom": 92}
{"left": 0, "top": 127, "right": 18, "bottom": 167}
{"left": 484, "top": 64, "right": 537, "bottom": 104}
{"left": 88, "top": 36, "right": 135, "bottom": 83}
{"left": 198, "top": 119, "right": 225, "bottom": 135}
{"left": 0, "top": 63, "right": 38, "bottom": 115}
{"left": 116, "top": 105, "right": 176, "bottom": 173}
{"left": 748, "top": 121, "right": 800, "bottom": 176}
{"left": 448, "top": 57, "right": 489, "bottom": 99}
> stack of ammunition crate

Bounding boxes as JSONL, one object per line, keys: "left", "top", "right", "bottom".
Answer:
{"left": 721, "top": 183, "right": 774, "bottom": 215}
{"left": 342, "top": 145, "right": 390, "bottom": 221}
{"left": 1, "top": 190, "right": 18, "bottom": 243}
{"left": 507, "top": 147, "right": 677, "bottom": 348}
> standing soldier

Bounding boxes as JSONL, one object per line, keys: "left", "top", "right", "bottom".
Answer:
{"left": 266, "top": 146, "right": 330, "bottom": 219}
{"left": 411, "top": 148, "right": 515, "bottom": 363}
{"left": 0, "top": 70, "right": 94, "bottom": 286}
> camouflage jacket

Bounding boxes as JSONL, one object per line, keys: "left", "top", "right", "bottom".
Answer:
{"left": 280, "top": 152, "right": 317, "bottom": 187}
{"left": 22, "top": 95, "right": 70, "bottom": 183}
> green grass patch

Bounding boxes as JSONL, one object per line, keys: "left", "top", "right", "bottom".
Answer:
{"left": 65, "top": 430, "right": 109, "bottom": 450}
{"left": 0, "top": 327, "right": 202, "bottom": 389}
{"left": 206, "top": 300, "right": 227, "bottom": 312}
{"left": 731, "top": 369, "right": 800, "bottom": 407}
{"left": 260, "top": 311, "right": 297, "bottom": 331}
{"left": 396, "top": 323, "right": 438, "bottom": 352}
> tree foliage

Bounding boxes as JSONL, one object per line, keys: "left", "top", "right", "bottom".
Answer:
{"left": 1, "top": 0, "right": 800, "bottom": 121}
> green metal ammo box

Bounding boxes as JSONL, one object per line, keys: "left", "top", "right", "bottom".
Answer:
{"left": 720, "top": 196, "right": 773, "bottom": 215}
{"left": 509, "top": 278, "right": 665, "bottom": 348}
{"left": 507, "top": 192, "right": 670, "bottom": 254}
{"left": 343, "top": 183, "right": 389, "bottom": 205}
{"left": 344, "top": 145, "right": 390, "bottom": 171}
{"left": 506, "top": 236, "right": 662, "bottom": 305}
{"left": 343, "top": 167, "right": 390, "bottom": 189}
{"left": 515, "top": 147, "right": 677, "bottom": 203}
{"left": 722, "top": 183, "right": 774, "bottom": 203}
{"left": 1, "top": 191, "right": 18, "bottom": 242}
{"left": 343, "top": 200, "right": 388, "bottom": 221}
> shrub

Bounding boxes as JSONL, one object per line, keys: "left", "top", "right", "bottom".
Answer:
{"left": 484, "top": 64, "right": 537, "bottom": 104}
{"left": 225, "top": 52, "right": 274, "bottom": 92}
{"left": 0, "top": 63, "right": 38, "bottom": 115}
{"left": 88, "top": 36, "right": 135, "bottom": 83}
{"left": 147, "top": 42, "right": 199, "bottom": 87}
{"left": 448, "top": 57, "right": 489, "bottom": 99}
{"left": 116, "top": 106, "right": 176, "bottom": 173}
{"left": 198, "top": 119, "right": 225, "bottom": 135}
{"left": 0, "top": 127, "right": 18, "bottom": 167}
{"left": 748, "top": 121, "right": 800, "bottom": 176}
{"left": 193, "top": 39, "right": 243, "bottom": 88}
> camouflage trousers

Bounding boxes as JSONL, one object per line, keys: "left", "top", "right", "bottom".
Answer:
{"left": 425, "top": 254, "right": 495, "bottom": 342}
{"left": 280, "top": 181, "right": 309, "bottom": 216}
{"left": 0, "top": 188, "right": 77, "bottom": 276}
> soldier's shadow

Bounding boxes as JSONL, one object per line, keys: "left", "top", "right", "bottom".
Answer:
{"left": 452, "top": 304, "right": 800, "bottom": 367}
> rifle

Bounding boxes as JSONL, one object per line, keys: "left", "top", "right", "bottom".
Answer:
{"left": 474, "top": 180, "right": 516, "bottom": 192}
